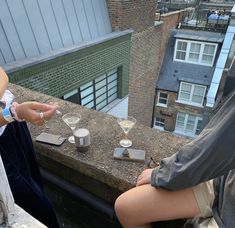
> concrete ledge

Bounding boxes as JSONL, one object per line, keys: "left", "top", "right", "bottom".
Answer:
{"left": 9, "top": 83, "right": 191, "bottom": 225}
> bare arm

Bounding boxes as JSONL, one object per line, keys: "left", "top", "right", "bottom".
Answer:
{"left": 0, "top": 67, "right": 9, "bottom": 99}
{"left": 0, "top": 102, "right": 59, "bottom": 127}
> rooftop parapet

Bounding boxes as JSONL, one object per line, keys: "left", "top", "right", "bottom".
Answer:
{"left": 8, "top": 83, "right": 191, "bottom": 227}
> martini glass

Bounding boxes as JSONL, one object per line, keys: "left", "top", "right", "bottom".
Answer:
{"left": 62, "top": 112, "right": 81, "bottom": 143}
{"left": 117, "top": 116, "right": 136, "bottom": 148}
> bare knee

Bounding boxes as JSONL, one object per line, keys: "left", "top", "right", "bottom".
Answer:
{"left": 114, "top": 194, "right": 129, "bottom": 223}
{"left": 115, "top": 193, "right": 135, "bottom": 226}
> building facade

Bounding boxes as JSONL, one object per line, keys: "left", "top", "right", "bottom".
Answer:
{"left": 153, "top": 5, "right": 235, "bottom": 137}
{"left": 1, "top": 0, "right": 132, "bottom": 114}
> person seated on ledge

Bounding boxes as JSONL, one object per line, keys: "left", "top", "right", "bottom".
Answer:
{"left": 114, "top": 91, "right": 235, "bottom": 228}
{"left": 0, "top": 67, "right": 60, "bottom": 228}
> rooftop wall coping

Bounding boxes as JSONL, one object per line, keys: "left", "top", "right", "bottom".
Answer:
{"left": 2, "top": 30, "right": 133, "bottom": 74}
{"left": 9, "top": 83, "right": 190, "bottom": 193}
{"left": 160, "top": 7, "right": 194, "bottom": 18}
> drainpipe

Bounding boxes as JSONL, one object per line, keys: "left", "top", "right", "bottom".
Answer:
{"left": 40, "top": 168, "right": 117, "bottom": 220}
{"left": 151, "top": 89, "right": 157, "bottom": 128}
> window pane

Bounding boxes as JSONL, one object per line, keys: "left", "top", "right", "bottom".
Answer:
{"left": 95, "top": 74, "right": 106, "bottom": 83}
{"left": 108, "top": 87, "right": 117, "bottom": 96}
{"left": 108, "top": 80, "right": 117, "bottom": 90}
{"left": 80, "top": 69, "right": 118, "bottom": 111}
{"left": 189, "top": 53, "right": 199, "bottom": 62}
{"left": 190, "top": 43, "right": 200, "bottom": 52}
{"left": 204, "top": 44, "right": 215, "bottom": 55}
{"left": 179, "top": 83, "right": 191, "bottom": 101}
{"left": 189, "top": 43, "right": 200, "bottom": 62}
{"left": 177, "top": 41, "right": 187, "bottom": 51}
{"left": 80, "top": 81, "right": 93, "bottom": 90}
{"left": 202, "top": 55, "right": 213, "bottom": 64}
{"left": 155, "top": 117, "right": 165, "bottom": 127}
{"left": 181, "top": 83, "right": 191, "bottom": 92}
{"left": 96, "top": 87, "right": 106, "bottom": 97}
{"left": 81, "top": 94, "right": 94, "bottom": 105}
{"left": 159, "top": 98, "right": 167, "bottom": 104}
{"left": 80, "top": 86, "right": 93, "bottom": 98}
{"left": 95, "top": 79, "right": 106, "bottom": 90}
{"left": 84, "top": 101, "right": 94, "bottom": 109}
{"left": 176, "top": 113, "right": 185, "bottom": 129}
{"left": 160, "top": 92, "right": 167, "bottom": 99}
{"left": 186, "top": 115, "right": 196, "bottom": 133}
{"left": 108, "top": 73, "right": 117, "bottom": 82}
{"left": 194, "top": 86, "right": 205, "bottom": 95}
{"left": 192, "top": 86, "right": 205, "bottom": 104}
{"left": 176, "top": 51, "right": 186, "bottom": 60}
{"left": 176, "top": 41, "right": 187, "bottom": 60}
{"left": 96, "top": 93, "right": 106, "bottom": 104}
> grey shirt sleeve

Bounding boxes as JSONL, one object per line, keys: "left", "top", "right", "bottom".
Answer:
{"left": 151, "top": 93, "right": 235, "bottom": 190}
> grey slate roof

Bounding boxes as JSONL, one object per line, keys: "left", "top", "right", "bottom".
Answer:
{"left": 156, "top": 29, "right": 224, "bottom": 92}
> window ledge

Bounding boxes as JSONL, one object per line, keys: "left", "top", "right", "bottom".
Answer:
{"left": 156, "top": 103, "right": 168, "bottom": 108}
{"left": 175, "top": 100, "right": 204, "bottom": 108}
{"left": 174, "top": 130, "right": 197, "bottom": 138}
{"left": 153, "top": 126, "right": 164, "bottom": 131}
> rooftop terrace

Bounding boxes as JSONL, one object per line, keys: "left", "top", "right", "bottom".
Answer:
{"left": 9, "top": 83, "right": 191, "bottom": 227}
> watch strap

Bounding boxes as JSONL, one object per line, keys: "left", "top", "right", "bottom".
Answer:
{"left": 2, "top": 107, "right": 14, "bottom": 123}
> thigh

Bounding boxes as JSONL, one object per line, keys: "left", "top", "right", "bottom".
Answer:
{"left": 115, "top": 184, "right": 200, "bottom": 224}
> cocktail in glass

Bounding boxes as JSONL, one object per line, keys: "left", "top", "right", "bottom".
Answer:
{"left": 62, "top": 112, "right": 81, "bottom": 143}
{"left": 117, "top": 116, "right": 136, "bottom": 148}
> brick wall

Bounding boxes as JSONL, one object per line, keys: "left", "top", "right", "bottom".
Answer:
{"left": 106, "top": 0, "right": 157, "bottom": 32}
{"left": 128, "top": 25, "right": 163, "bottom": 126}
{"left": 107, "top": 0, "right": 189, "bottom": 126}
{"left": 155, "top": 90, "right": 204, "bottom": 132}
{"left": 9, "top": 35, "right": 131, "bottom": 99}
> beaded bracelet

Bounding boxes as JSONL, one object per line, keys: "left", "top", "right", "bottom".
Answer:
{"left": 10, "top": 102, "right": 24, "bottom": 122}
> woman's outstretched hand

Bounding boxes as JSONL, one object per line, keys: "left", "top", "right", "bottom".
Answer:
{"left": 15, "top": 101, "right": 59, "bottom": 126}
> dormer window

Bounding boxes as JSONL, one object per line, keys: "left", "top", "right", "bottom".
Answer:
{"left": 177, "top": 82, "right": 206, "bottom": 106}
{"left": 174, "top": 39, "right": 217, "bottom": 66}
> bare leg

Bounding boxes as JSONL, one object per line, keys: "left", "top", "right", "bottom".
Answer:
{"left": 114, "top": 184, "right": 200, "bottom": 228}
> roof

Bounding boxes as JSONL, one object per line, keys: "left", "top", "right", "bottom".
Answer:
{"left": 0, "top": 0, "right": 112, "bottom": 65}
{"left": 156, "top": 29, "right": 224, "bottom": 92}
{"left": 174, "top": 30, "right": 224, "bottom": 43}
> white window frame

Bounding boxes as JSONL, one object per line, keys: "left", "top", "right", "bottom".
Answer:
{"left": 156, "top": 92, "right": 168, "bottom": 107}
{"left": 154, "top": 117, "right": 165, "bottom": 130}
{"left": 177, "top": 82, "right": 206, "bottom": 107}
{"left": 174, "top": 39, "right": 218, "bottom": 66}
{"left": 174, "top": 112, "right": 202, "bottom": 137}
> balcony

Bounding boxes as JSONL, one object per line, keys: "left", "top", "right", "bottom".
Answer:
{"left": 178, "top": 8, "right": 230, "bottom": 33}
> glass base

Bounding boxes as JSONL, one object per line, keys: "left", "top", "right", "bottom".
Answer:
{"left": 68, "top": 135, "right": 75, "bottom": 143}
{"left": 120, "top": 139, "right": 132, "bottom": 148}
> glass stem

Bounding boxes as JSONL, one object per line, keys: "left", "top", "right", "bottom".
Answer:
{"left": 124, "top": 133, "right": 128, "bottom": 141}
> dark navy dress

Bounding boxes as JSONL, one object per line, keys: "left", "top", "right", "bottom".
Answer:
{"left": 0, "top": 121, "right": 59, "bottom": 228}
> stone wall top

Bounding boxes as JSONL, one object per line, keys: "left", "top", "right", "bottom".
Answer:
{"left": 9, "top": 84, "right": 191, "bottom": 201}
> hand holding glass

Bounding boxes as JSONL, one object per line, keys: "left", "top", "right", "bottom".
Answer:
{"left": 117, "top": 116, "right": 136, "bottom": 148}
{"left": 62, "top": 112, "right": 81, "bottom": 143}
